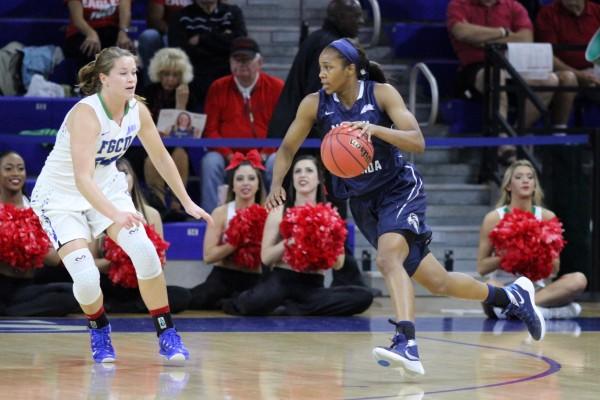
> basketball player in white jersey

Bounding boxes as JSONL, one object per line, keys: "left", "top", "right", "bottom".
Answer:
{"left": 31, "top": 47, "right": 212, "bottom": 364}
{"left": 477, "top": 159, "right": 587, "bottom": 320}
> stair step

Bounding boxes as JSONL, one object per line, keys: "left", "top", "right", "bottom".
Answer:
{"left": 424, "top": 184, "right": 490, "bottom": 205}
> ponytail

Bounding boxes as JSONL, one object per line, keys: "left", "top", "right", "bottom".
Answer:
{"left": 78, "top": 60, "right": 100, "bottom": 96}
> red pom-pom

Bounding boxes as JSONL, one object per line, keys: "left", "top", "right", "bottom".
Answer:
{"left": 0, "top": 204, "right": 50, "bottom": 270}
{"left": 489, "top": 208, "right": 566, "bottom": 281}
{"left": 279, "top": 203, "right": 347, "bottom": 272}
{"left": 224, "top": 204, "right": 268, "bottom": 270}
{"left": 104, "top": 224, "right": 170, "bottom": 288}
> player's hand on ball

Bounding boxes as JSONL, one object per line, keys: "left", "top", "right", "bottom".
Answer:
{"left": 266, "top": 186, "right": 286, "bottom": 211}
{"left": 346, "top": 120, "right": 373, "bottom": 142}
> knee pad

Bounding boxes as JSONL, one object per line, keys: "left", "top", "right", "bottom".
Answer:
{"left": 63, "top": 248, "right": 101, "bottom": 305}
{"left": 116, "top": 226, "right": 162, "bottom": 280}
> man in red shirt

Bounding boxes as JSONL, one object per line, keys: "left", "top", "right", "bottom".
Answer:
{"left": 447, "top": 0, "right": 575, "bottom": 139}
{"left": 536, "top": 0, "right": 600, "bottom": 89}
{"left": 201, "top": 37, "right": 284, "bottom": 212}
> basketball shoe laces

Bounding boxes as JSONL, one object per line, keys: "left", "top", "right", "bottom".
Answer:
{"left": 160, "top": 329, "right": 184, "bottom": 352}
{"left": 503, "top": 289, "right": 536, "bottom": 328}
{"left": 91, "top": 327, "right": 113, "bottom": 355}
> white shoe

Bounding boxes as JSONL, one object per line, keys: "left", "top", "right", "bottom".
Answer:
{"left": 539, "top": 302, "right": 582, "bottom": 320}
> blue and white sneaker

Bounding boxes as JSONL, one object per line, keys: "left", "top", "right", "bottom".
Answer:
{"left": 89, "top": 325, "right": 116, "bottom": 363}
{"left": 503, "top": 277, "right": 546, "bottom": 340}
{"left": 373, "top": 331, "right": 425, "bottom": 375}
{"left": 158, "top": 328, "right": 190, "bottom": 362}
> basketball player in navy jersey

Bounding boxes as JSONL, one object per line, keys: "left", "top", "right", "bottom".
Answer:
{"left": 266, "top": 38, "right": 546, "bottom": 375}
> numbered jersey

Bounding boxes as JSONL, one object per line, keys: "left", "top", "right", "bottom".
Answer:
{"left": 32, "top": 94, "right": 141, "bottom": 211}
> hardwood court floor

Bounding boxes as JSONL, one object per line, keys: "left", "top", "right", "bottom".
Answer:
{"left": 0, "top": 297, "right": 599, "bottom": 400}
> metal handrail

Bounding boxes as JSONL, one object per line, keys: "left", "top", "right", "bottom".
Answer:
{"left": 408, "top": 62, "right": 439, "bottom": 127}
{"left": 364, "top": 0, "right": 381, "bottom": 48}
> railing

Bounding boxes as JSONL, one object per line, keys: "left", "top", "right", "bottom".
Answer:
{"left": 363, "top": 0, "right": 381, "bottom": 48}
{"left": 408, "top": 62, "right": 439, "bottom": 127}
{"left": 482, "top": 42, "right": 600, "bottom": 294}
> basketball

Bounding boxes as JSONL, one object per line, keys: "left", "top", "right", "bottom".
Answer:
{"left": 320, "top": 125, "right": 374, "bottom": 178}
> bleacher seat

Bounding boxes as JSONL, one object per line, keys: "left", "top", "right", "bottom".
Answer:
{"left": 378, "top": 0, "right": 449, "bottom": 22}
{"left": 0, "top": 0, "right": 68, "bottom": 19}
{"left": 389, "top": 23, "right": 455, "bottom": 59}
{"left": 441, "top": 99, "right": 483, "bottom": 134}
{"left": 0, "top": 0, "right": 146, "bottom": 20}
{"left": 0, "top": 97, "right": 77, "bottom": 133}
{"left": 422, "top": 59, "right": 460, "bottom": 99}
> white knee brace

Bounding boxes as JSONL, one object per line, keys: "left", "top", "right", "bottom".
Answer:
{"left": 63, "top": 248, "right": 101, "bottom": 305}
{"left": 116, "top": 225, "right": 162, "bottom": 280}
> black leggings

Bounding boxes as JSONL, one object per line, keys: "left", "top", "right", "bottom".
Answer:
{"left": 224, "top": 268, "right": 373, "bottom": 316}
{"left": 0, "top": 277, "right": 79, "bottom": 317}
{"left": 100, "top": 275, "right": 191, "bottom": 314}
{"left": 189, "top": 267, "right": 261, "bottom": 310}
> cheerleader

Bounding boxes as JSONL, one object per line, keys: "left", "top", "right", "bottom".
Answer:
{"left": 478, "top": 159, "right": 587, "bottom": 319}
{"left": 189, "top": 150, "right": 267, "bottom": 309}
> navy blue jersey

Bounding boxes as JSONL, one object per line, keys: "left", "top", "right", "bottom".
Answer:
{"left": 317, "top": 80, "right": 406, "bottom": 198}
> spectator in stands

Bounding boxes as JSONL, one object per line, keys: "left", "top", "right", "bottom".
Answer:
{"left": 447, "top": 0, "right": 575, "bottom": 162}
{"left": 201, "top": 37, "right": 283, "bottom": 213}
{"left": 168, "top": 0, "right": 247, "bottom": 109}
{"left": 64, "top": 0, "right": 135, "bottom": 79}
{"left": 268, "top": 0, "right": 364, "bottom": 139}
{"left": 222, "top": 155, "right": 373, "bottom": 316}
{"left": 477, "top": 159, "right": 587, "bottom": 319}
{"left": 137, "top": 47, "right": 197, "bottom": 220}
{"left": 189, "top": 151, "right": 266, "bottom": 309}
{"left": 137, "top": 0, "right": 193, "bottom": 85}
{"left": 91, "top": 158, "right": 191, "bottom": 313}
{"left": 0, "top": 151, "right": 79, "bottom": 316}
{"left": 535, "top": 0, "right": 600, "bottom": 92}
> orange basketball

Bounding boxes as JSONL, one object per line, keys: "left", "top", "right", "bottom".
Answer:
{"left": 320, "top": 125, "right": 374, "bottom": 178}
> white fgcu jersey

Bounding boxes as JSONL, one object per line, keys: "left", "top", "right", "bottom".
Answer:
{"left": 31, "top": 94, "right": 141, "bottom": 211}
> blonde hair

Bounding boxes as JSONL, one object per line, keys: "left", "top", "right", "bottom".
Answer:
{"left": 78, "top": 47, "right": 137, "bottom": 96}
{"left": 148, "top": 47, "right": 194, "bottom": 84}
{"left": 496, "top": 159, "right": 544, "bottom": 207}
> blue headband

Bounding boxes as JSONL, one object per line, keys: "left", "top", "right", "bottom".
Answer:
{"left": 329, "top": 38, "right": 360, "bottom": 65}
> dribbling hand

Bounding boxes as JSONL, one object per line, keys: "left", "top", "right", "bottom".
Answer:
{"left": 346, "top": 120, "right": 373, "bottom": 142}
{"left": 114, "top": 211, "right": 146, "bottom": 230}
{"left": 266, "top": 186, "right": 286, "bottom": 211}
{"left": 183, "top": 201, "right": 214, "bottom": 226}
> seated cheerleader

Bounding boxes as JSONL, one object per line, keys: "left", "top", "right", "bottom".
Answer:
{"left": 223, "top": 155, "right": 373, "bottom": 316}
{"left": 0, "top": 151, "right": 79, "bottom": 316}
{"left": 477, "top": 159, "right": 587, "bottom": 319}
{"left": 189, "top": 150, "right": 267, "bottom": 310}
{"left": 90, "top": 158, "right": 191, "bottom": 313}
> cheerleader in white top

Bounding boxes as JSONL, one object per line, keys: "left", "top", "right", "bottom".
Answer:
{"left": 189, "top": 150, "right": 267, "bottom": 310}
{"left": 477, "top": 159, "right": 587, "bottom": 320}
{"left": 30, "top": 47, "right": 212, "bottom": 364}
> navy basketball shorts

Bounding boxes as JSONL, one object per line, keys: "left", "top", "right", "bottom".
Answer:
{"left": 349, "top": 165, "right": 432, "bottom": 276}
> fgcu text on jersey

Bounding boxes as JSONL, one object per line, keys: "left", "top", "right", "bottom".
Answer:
{"left": 95, "top": 123, "right": 137, "bottom": 166}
